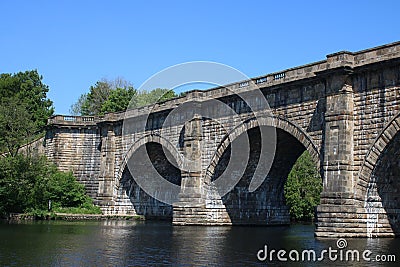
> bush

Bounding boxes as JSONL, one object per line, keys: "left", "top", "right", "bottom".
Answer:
{"left": 0, "top": 154, "right": 100, "bottom": 217}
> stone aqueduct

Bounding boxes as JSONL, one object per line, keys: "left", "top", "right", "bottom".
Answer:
{"left": 40, "top": 42, "right": 400, "bottom": 237}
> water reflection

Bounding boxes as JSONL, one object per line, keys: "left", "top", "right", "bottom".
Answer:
{"left": 0, "top": 221, "right": 399, "bottom": 266}
{"left": 172, "top": 226, "right": 230, "bottom": 266}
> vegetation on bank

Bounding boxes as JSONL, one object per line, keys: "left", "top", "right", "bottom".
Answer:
{"left": 0, "top": 70, "right": 100, "bottom": 218}
{"left": 0, "top": 153, "right": 101, "bottom": 218}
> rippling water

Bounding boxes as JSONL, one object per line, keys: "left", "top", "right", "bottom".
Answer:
{"left": 0, "top": 221, "right": 399, "bottom": 266}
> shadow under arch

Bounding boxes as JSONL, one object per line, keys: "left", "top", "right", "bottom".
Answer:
{"left": 360, "top": 112, "right": 400, "bottom": 236}
{"left": 358, "top": 112, "right": 400, "bottom": 196}
{"left": 205, "top": 115, "right": 320, "bottom": 225}
{"left": 205, "top": 115, "right": 320, "bottom": 184}
{"left": 117, "top": 134, "right": 183, "bottom": 183}
{"left": 117, "top": 134, "right": 183, "bottom": 220}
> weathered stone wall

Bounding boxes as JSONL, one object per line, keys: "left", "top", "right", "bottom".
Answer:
{"left": 315, "top": 56, "right": 400, "bottom": 237}
{"left": 45, "top": 117, "right": 101, "bottom": 200}
{"left": 351, "top": 65, "right": 400, "bottom": 237}
{"left": 353, "top": 65, "right": 400, "bottom": 192}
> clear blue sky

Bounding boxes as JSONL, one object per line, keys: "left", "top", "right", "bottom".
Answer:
{"left": 1, "top": 0, "right": 399, "bottom": 115}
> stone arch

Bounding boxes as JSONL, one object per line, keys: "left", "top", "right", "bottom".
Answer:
{"left": 358, "top": 112, "right": 400, "bottom": 197}
{"left": 358, "top": 112, "right": 400, "bottom": 236}
{"left": 204, "top": 115, "right": 320, "bottom": 183}
{"left": 116, "top": 133, "right": 183, "bottom": 186}
{"left": 114, "top": 133, "right": 183, "bottom": 219}
{"left": 203, "top": 115, "right": 321, "bottom": 225}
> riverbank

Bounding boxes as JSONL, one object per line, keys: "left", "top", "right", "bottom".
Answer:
{"left": 6, "top": 212, "right": 145, "bottom": 221}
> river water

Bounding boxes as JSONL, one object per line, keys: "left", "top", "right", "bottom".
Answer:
{"left": 0, "top": 220, "right": 399, "bottom": 266}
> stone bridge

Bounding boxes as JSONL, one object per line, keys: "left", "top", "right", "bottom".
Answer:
{"left": 43, "top": 42, "right": 400, "bottom": 237}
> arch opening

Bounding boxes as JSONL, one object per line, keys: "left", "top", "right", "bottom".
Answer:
{"left": 208, "top": 126, "right": 320, "bottom": 225}
{"left": 120, "top": 142, "right": 182, "bottom": 220}
{"left": 367, "top": 131, "right": 400, "bottom": 235}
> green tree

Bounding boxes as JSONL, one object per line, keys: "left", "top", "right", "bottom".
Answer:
{"left": 0, "top": 70, "right": 53, "bottom": 131}
{"left": 0, "top": 97, "right": 36, "bottom": 156}
{"left": 101, "top": 87, "right": 137, "bottom": 114}
{"left": 81, "top": 81, "right": 112, "bottom": 115}
{"left": 0, "top": 70, "right": 53, "bottom": 154}
{"left": 284, "top": 151, "right": 322, "bottom": 221}
{"left": 0, "top": 155, "right": 39, "bottom": 213}
{"left": 71, "top": 78, "right": 135, "bottom": 115}
{"left": 70, "top": 93, "right": 88, "bottom": 116}
{"left": 70, "top": 77, "right": 177, "bottom": 115}
{"left": 135, "top": 88, "right": 177, "bottom": 107}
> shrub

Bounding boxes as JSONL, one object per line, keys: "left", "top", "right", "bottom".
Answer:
{"left": 0, "top": 155, "right": 100, "bottom": 217}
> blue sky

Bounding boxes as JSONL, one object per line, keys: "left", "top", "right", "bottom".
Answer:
{"left": 1, "top": 0, "right": 399, "bottom": 114}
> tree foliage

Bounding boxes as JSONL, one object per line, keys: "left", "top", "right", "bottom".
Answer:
{"left": 134, "top": 88, "right": 177, "bottom": 108}
{"left": 69, "top": 93, "right": 88, "bottom": 116}
{"left": 284, "top": 151, "right": 322, "bottom": 221}
{"left": 0, "top": 70, "right": 53, "bottom": 130}
{"left": 81, "top": 80, "right": 113, "bottom": 115}
{"left": 0, "top": 97, "right": 36, "bottom": 156}
{"left": 70, "top": 78, "right": 177, "bottom": 115}
{"left": 101, "top": 87, "right": 137, "bottom": 114}
{"left": 0, "top": 70, "right": 53, "bottom": 154}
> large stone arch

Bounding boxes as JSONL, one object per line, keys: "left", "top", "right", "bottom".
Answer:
{"left": 113, "top": 133, "right": 184, "bottom": 219}
{"left": 357, "top": 112, "right": 400, "bottom": 237}
{"left": 116, "top": 133, "right": 183, "bottom": 185}
{"left": 358, "top": 112, "right": 400, "bottom": 198}
{"left": 202, "top": 115, "right": 321, "bottom": 225}
{"left": 204, "top": 115, "right": 320, "bottom": 183}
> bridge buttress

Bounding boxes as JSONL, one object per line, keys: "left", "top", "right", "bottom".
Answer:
{"left": 316, "top": 69, "right": 365, "bottom": 237}
{"left": 95, "top": 122, "right": 137, "bottom": 215}
{"left": 173, "top": 114, "right": 210, "bottom": 224}
{"left": 96, "top": 123, "right": 116, "bottom": 212}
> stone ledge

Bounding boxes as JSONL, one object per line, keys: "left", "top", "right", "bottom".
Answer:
{"left": 54, "top": 213, "right": 144, "bottom": 221}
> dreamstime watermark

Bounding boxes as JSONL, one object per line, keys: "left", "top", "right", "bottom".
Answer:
{"left": 257, "top": 238, "right": 396, "bottom": 263}
{"left": 121, "top": 61, "right": 276, "bottom": 205}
